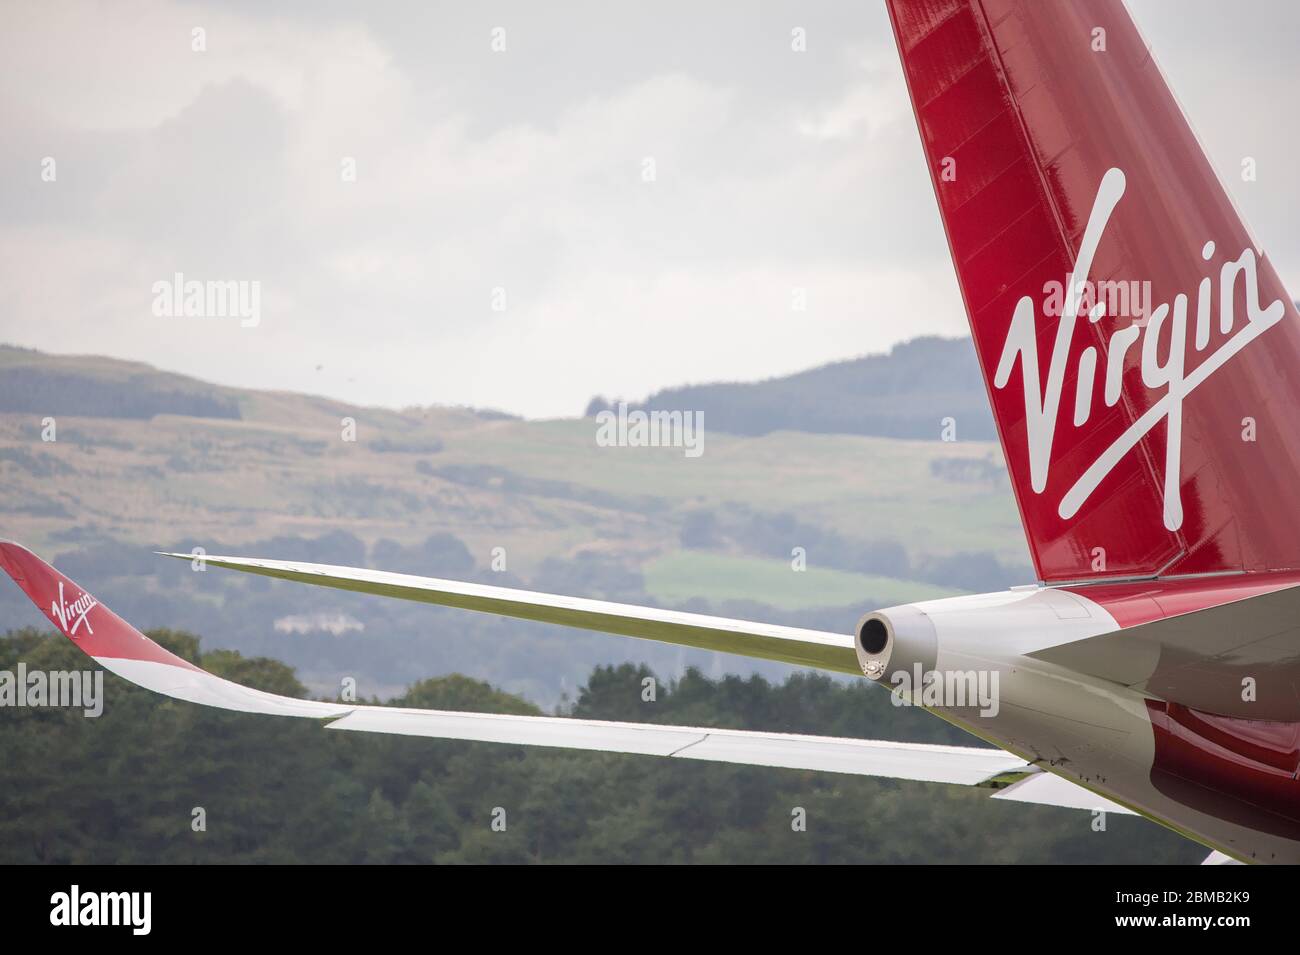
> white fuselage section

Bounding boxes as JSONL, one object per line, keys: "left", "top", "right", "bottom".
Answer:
{"left": 862, "top": 587, "right": 1296, "bottom": 864}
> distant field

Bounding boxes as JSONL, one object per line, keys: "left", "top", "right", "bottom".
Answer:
{"left": 0, "top": 345, "right": 1028, "bottom": 704}
{"left": 0, "top": 345, "right": 1031, "bottom": 579}
{"left": 643, "top": 551, "right": 962, "bottom": 611}
{"left": 438, "top": 419, "right": 1029, "bottom": 564}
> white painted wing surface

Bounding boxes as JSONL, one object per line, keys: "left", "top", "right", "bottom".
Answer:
{"left": 0, "top": 541, "right": 1122, "bottom": 816}
{"left": 98, "top": 657, "right": 1029, "bottom": 786}
{"left": 328, "top": 707, "right": 1029, "bottom": 784}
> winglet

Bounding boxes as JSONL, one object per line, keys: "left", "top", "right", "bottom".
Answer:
{"left": 0, "top": 540, "right": 199, "bottom": 671}
{"left": 0, "top": 540, "right": 347, "bottom": 717}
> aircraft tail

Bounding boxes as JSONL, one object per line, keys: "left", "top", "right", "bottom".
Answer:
{"left": 886, "top": 0, "right": 1300, "bottom": 582}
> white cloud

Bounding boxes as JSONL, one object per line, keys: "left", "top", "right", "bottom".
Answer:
{"left": 3, "top": 0, "right": 1297, "bottom": 418}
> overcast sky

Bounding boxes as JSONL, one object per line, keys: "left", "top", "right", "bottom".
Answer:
{"left": 2, "top": 0, "right": 1298, "bottom": 418}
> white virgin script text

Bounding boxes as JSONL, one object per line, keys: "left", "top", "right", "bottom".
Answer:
{"left": 994, "top": 167, "right": 1285, "bottom": 531}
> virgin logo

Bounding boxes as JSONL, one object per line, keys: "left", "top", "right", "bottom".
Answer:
{"left": 51, "top": 580, "right": 97, "bottom": 638}
{"left": 994, "top": 167, "right": 1286, "bottom": 532}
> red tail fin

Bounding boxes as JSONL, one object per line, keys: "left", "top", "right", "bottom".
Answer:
{"left": 887, "top": 0, "right": 1300, "bottom": 581}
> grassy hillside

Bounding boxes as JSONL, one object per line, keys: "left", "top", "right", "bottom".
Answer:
{"left": 601, "top": 335, "right": 998, "bottom": 440}
{"left": 643, "top": 552, "right": 960, "bottom": 610}
{"left": 0, "top": 344, "right": 1030, "bottom": 703}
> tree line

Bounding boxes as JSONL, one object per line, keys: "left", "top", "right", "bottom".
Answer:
{"left": 0, "top": 627, "right": 1202, "bottom": 864}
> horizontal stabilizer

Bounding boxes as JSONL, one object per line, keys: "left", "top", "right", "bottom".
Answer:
{"left": 157, "top": 551, "right": 861, "bottom": 675}
{"left": 992, "top": 771, "right": 1133, "bottom": 815}
{"left": 1033, "top": 579, "right": 1300, "bottom": 719}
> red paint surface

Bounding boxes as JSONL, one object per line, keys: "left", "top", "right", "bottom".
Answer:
{"left": 888, "top": 0, "right": 1300, "bottom": 582}
{"left": 1148, "top": 700, "right": 1300, "bottom": 845}
{"left": 1067, "top": 570, "right": 1300, "bottom": 628}
{"left": 0, "top": 541, "right": 201, "bottom": 671}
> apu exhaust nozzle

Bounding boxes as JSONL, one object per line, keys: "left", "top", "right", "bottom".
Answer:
{"left": 855, "top": 605, "right": 938, "bottom": 688}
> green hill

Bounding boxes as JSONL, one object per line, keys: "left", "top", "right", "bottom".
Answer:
{"left": 589, "top": 335, "right": 998, "bottom": 440}
{"left": 0, "top": 343, "right": 1030, "bottom": 705}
